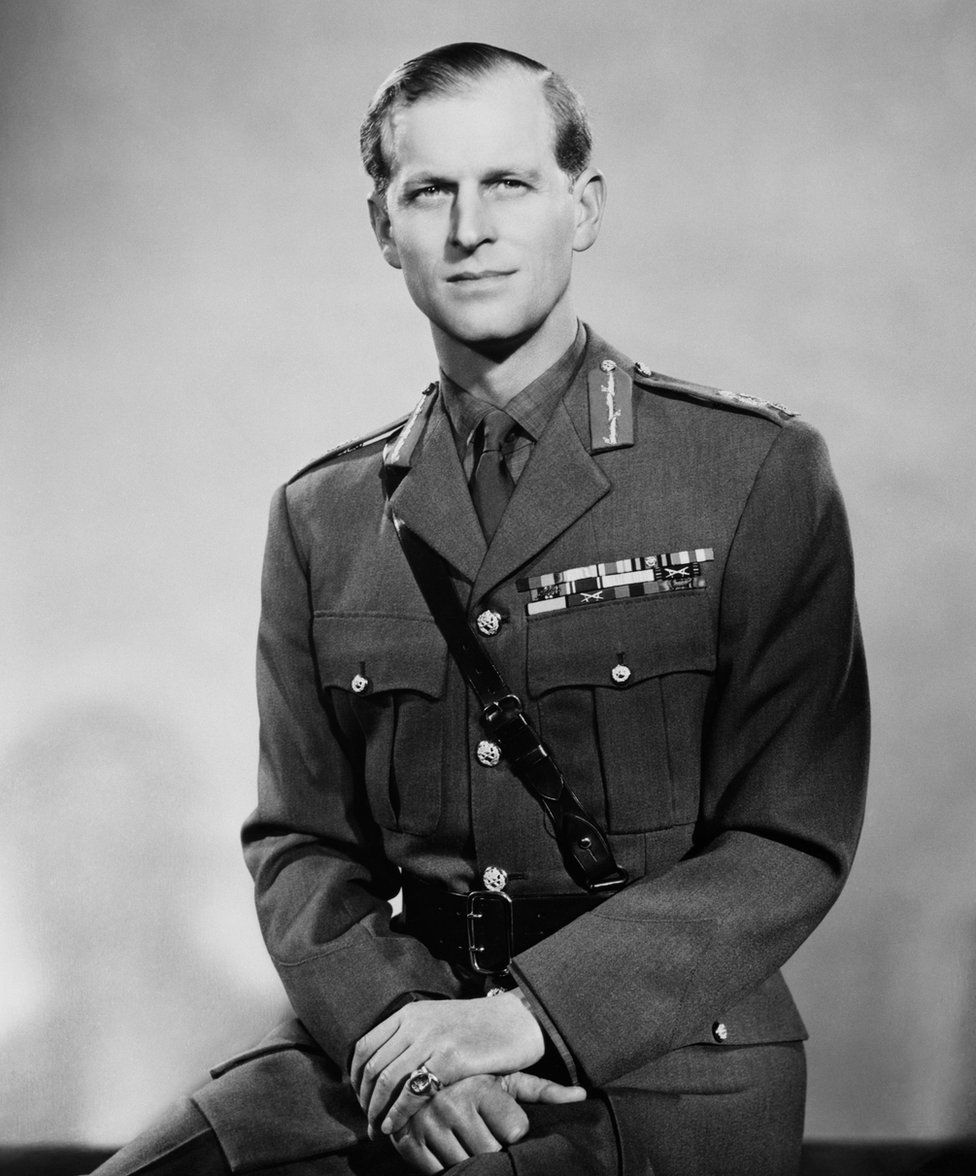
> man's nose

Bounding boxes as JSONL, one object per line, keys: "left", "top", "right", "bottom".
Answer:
{"left": 450, "top": 190, "right": 494, "bottom": 251}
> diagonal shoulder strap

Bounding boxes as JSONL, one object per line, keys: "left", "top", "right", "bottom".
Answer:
{"left": 382, "top": 458, "right": 627, "bottom": 895}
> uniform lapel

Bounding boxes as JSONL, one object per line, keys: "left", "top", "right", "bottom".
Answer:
{"left": 386, "top": 397, "right": 486, "bottom": 584}
{"left": 472, "top": 370, "right": 611, "bottom": 602}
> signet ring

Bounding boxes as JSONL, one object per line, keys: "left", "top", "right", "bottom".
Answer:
{"left": 406, "top": 1064, "right": 443, "bottom": 1098}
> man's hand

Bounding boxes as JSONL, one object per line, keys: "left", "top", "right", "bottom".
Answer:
{"left": 391, "top": 1071, "right": 587, "bottom": 1174}
{"left": 350, "top": 994, "right": 546, "bottom": 1136}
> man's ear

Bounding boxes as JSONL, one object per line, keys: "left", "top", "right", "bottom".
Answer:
{"left": 368, "top": 192, "right": 402, "bottom": 270}
{"left": 571, "top": 168, "right": 607, "bottom": 254}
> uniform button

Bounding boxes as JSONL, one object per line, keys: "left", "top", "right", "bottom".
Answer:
{"left": 476, "top": 740, "right": 502, "bottom": 767}
{"left": 712, "top": 1021, "right": 729, "bottom": 1043}
{"left": 482, "top": 865, "right": 508, "bottom": 892}
{"left": 611, "top": 663, "right": 631, "bottom": 684}
{"left": 350, "top": 673, "right": 370, "bottom": 694}
{"left": 486, "top": 985, "right": 506, "bottom": 997}
{"left": 476, "top": 609, "right": 502, "bottom": 637}
{"left": 600, "top": 358, "right": 617, "bottom": 373}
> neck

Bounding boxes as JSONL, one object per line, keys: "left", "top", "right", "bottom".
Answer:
{"left": 432, "top": 298, "right": 579, "bottom": 407}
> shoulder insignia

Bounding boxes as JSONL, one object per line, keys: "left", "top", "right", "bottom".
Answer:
{"left": 287, "top": 383, "right": 438, "bottom": 484}
{"left": 588, "top": 358, "right": 635, "bottom": 453}
{"left": 632, "top": 360, "right": 796, "bottom": 422}
{"left": 383, "top": 381, "right": 439, "bottom": 470}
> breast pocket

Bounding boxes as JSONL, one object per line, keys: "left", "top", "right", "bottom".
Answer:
{"left": 527, "top": 596, "right": 715, "bottom": 833}
{"left": 313, "top": 613, "right": 447, "bottom": 836}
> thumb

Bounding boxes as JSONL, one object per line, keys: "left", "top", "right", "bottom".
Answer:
{"left": 502, "top": 1071, "right": 588, "bottom": 1104}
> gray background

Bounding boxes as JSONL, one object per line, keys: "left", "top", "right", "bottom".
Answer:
{"left": 2, "top": 0, "right": 973, "bottom": 1147}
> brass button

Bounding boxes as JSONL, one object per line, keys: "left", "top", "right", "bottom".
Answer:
{"left": 350, "top": 673, "right": 369, "bottom": 694}
{"left": 600, "top": 359, "right": 617, "bottom": 373}
{"left": 482, "top": 865, "right": 508, "bottom": 892}
{"left": 712, "top": 1021, "right": 728, "bottom": 1043}
{"left": 476, "top": 740, "right": 501, "bottom": 767}
{"left": 611, "top": 663, "right": 631, "bottom": 685}
{"left": 476, "top": 609, "right": 502, "bottom": 637}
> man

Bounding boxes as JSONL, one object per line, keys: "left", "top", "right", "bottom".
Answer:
{"left": 97, "top": 42, "right": 869, "bottom": 1176}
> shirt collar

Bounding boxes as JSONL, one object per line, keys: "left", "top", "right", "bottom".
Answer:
{"left": 439, "top": 322, "right": 588, "bottom": 456}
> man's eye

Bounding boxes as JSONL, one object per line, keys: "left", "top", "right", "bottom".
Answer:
{"left": 410, "top": 185, "right": 445, "bottom": 202}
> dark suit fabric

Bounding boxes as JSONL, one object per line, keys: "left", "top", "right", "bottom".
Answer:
{"left": 97, "top": 1041, "right": 804, "bottom": 1176}
{"left": 94, "top": 328, "right": 867, "bottom": 1176}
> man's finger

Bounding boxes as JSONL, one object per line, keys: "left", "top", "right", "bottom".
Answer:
{"left": 501, "top": 1071, "right": 587, "bottom": 1104}
{"left": 368, "top": 1045, "right": 456, "bottom": 1133}
{"left": 391, "top": 1129, "right": 443, "bottom": 1176}
{"left": 477, "top": 1090, "right": 530, "bottom": 1148}
{"left": 358, "top": 1034, "right": 412, "bottom": 1114}
{"left": 422, "top": 1127, "right": 469, "bottom": 1172}
{"left": 394, "top": 1119, "right": 468, "bottom": 1174}
{"left": 376, "top": 1077, "right": 432, "bottom": 1138}
{"left": 350, "top": 1013, "right": 400, "bottom": 1095}
{"left": 379, "top": 1056, "right": 454, "bottom": 1136}
{"left": 437, "top": 1097, "right": 503, "bottom": 1156}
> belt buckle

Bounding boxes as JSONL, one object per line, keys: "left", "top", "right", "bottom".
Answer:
{"left": 466, "top": 890, "right": 513, "bottom": 975}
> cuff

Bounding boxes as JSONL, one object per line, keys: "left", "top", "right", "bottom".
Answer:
{"left": 513, "top": 979, "right": 580, "bottom": 1086}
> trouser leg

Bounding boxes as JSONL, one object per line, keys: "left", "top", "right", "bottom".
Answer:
{"left": 605, "top": 1040, "right": 807, "bottom": 1176}
{"left": 86, "top": 1093, "right": 619, "bottom": 1176}
{"left": 90, "top": 1041, "right": 803, "bottom": 1176}
{"left": 87, "top": 1101, "right": 410, "bottom": 1176}
{"left": 90, "top": 1100, "right": 227, "bottom": 1176}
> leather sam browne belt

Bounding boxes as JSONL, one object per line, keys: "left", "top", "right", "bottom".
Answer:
{"left": 382, "top": 442, "right": 628, "bottom": 896}
{"left": 402, "top": 876, "right": 608, "bottom": 976}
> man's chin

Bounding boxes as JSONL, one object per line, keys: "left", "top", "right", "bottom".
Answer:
{"left": 435, "top": 317, "right": 543, "bottom": 362}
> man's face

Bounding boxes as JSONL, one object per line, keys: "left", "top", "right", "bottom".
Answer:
{"left": 370, "top": 69, "right": 601, "bottom": 351}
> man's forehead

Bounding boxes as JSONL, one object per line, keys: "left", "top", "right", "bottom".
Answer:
{"left": 384, "top": 70, "right": 556, "bottom": 178}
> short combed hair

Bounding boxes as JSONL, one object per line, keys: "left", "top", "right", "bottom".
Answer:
{"left": 360, "top": 42, "right": 592, "bottom": 195}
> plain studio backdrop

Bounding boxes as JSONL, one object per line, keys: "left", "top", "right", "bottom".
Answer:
{"left": 2, "top": 0, "right": 974, "bottom": 1148}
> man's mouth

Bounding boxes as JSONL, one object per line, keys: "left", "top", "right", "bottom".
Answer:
{"left": 446, "top": 270, "right": 515, "bottom": 282}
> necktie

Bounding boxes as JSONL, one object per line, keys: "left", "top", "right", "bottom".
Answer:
{"left": 470, "top": 408, "right": 516, "bottom": 541}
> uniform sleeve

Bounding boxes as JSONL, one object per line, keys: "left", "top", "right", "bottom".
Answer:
{"left": 508, "top": 421, "right": 870, "bottom": 1086}
{"left": 241, "top": 485, "right": 463, "bottom": 1070}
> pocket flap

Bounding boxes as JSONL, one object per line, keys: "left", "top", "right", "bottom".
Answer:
{"left": 209, "top": 1016, "right": 319, "bottom": 1079}
{"left": 527, "top": 595, "right": 715, "bottom": 697}
{"left": 313, "top": 613, "right": 447, "bottom": 698}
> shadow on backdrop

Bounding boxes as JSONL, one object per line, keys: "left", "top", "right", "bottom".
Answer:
{"left": 0, "top": 704, "right": 284, "bottom": 1146}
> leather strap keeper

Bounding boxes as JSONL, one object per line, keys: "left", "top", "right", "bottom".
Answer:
{"left": 402, "top": 876, "right": 608, "bottom": 976}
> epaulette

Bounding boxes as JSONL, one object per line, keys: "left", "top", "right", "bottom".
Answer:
{"left": 286, "top": 389, "right": 436, "bottom": 486}
{"left": 631, "top": 360, "right": 796, "bottom": 423}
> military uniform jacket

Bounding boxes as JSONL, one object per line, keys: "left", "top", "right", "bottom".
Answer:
{"left": 228, "top": 327, "right": 869, "bottom": 1156}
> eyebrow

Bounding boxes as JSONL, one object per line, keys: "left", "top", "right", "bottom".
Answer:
{"left": 399, "top": 172, "right": 446, "bottom": 189}
{"left": 484, "top": 167, "right": 543, "bottom": 184}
